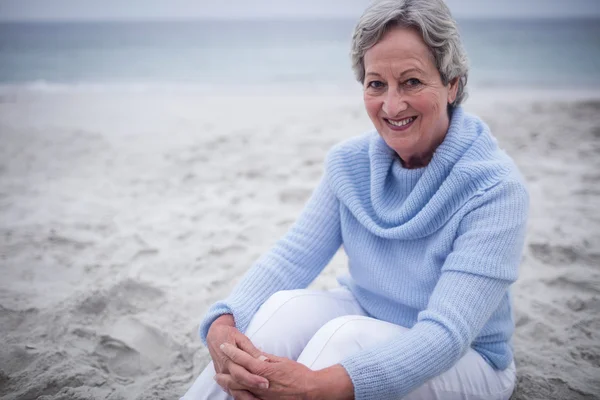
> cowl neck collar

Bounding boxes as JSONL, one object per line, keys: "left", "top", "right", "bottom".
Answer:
{"left": 327, "top": 107, "right": 507, "bottom": 239}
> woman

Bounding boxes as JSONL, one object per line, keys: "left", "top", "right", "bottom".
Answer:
{"left": 182, "top": 0, "right": 528, "bottom": 399}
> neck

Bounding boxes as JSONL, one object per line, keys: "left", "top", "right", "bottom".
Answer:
{"left": 398, "top": 130, "right": 448, "bottom": 169}
{"left": 399, "top": 153, "right": 432, "bottom": 169}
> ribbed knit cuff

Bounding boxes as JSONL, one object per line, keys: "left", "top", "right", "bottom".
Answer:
{"left": 340, "top": 354, "right": 393, "bottom": 400}
{"left": 198, "top": 302, "right": 233, "bottom": 345}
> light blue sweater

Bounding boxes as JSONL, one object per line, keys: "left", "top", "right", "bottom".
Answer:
{"left": 198, "top": 107, "right": 529, "bottom": 399}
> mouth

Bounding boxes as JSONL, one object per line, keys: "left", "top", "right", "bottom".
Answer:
{"left": 384, "top": 116, "right": 417, "bottom": 131}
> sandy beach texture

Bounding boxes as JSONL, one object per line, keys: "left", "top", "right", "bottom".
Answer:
{"left": 0, "top": 87, "right": 599, "bottom": 400}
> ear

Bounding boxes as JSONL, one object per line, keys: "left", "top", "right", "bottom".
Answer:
{"left": 447, "top": 77, "right": 460, "bottom": 105}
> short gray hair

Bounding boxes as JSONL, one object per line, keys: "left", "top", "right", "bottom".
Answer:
{"left": 351, "top": 0, "right": 469, "bottom": 107}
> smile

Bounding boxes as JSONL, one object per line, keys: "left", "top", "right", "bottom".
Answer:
{"left": 384, "top": 116, "right": 417, "bottom": 131}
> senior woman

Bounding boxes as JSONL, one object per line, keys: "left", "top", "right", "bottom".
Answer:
{"left": 182, "top": 0, "right": 528, "bottom": 399}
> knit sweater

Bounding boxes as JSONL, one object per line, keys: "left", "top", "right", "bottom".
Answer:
{"left": 198, "top": 107, "right": 529, "bottom": 399}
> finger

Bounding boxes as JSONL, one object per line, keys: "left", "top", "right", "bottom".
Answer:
{"left": 231, "top": 389, "right": 261, "bottom": 400}
{"left": 214, "top": 373, "right": 247, "bottom": 391}
{"left": 220, "top": 343, "right": 264, "bottom": 373}
{"left": 215, "top": 374, "right": 264, "bottom": 400}
{"left": 229, "top": 362, "right": 269, "bottom": 389}
{"left": 218, "top": 354, "right": 231, "bottom": 374}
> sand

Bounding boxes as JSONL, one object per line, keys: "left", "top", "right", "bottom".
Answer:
{"left": 0, "top": 86, "right": 599, "bottom": 400}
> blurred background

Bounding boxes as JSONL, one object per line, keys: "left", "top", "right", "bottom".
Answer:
{"left": 0, "top": 0, "right": 599, "bottom": 91}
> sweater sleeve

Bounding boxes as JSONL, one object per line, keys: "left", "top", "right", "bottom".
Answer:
{"left": 339, "top": 179, "right": 529, "bottom": 400}
{"left": 198, "top": 172, "right": 342, "bottom": 344}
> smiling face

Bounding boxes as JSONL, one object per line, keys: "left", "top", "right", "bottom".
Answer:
{"left": 363, "top": 26, "right": 459, "bottom": 168}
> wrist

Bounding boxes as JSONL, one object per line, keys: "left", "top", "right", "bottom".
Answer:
{"left": 212, "top": 314, "right": 235, "bottom": 327}
{"left": 208, "top": 314, "right": 235, "bottom": 338}
{"left": 308, "top": 365, "right": 354, "bottom": 400}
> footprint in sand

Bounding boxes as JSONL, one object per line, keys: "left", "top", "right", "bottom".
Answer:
{"left": 94, "top": 316, "right": 173, "bottom": 379}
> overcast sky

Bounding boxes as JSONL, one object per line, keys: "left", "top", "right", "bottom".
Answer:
{"left": 1, "top": 0, "right": 599, "bottom": 21}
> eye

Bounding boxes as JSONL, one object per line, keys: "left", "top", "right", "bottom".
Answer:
{"left": 367, "top": 80, "right": 385, "bottom": 89}
{"left": 405, "top": 78, "right": 422, "bottom": 87}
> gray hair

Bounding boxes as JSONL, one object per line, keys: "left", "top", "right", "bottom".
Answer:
{"left": 351, "top": 0, "right": 469, "bottom": 107}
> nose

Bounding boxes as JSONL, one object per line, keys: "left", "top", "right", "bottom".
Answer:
{"left": 382, "top": 88, "right": 408, "bottom": 117}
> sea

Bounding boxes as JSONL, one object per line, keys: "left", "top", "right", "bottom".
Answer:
{"left": 0, "top": 18, "right": 599, "bottom": 92}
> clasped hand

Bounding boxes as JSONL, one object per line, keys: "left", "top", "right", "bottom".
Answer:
{"left": 216, "top": 342, "right": 317, "bottom": 400}
{"left": 206, "top": 315, "right": 317, "bottom": 399}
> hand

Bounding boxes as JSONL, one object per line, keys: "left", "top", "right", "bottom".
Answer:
{"left": 215, "top": 343, "right": 318, "bottom": 400}
{"left": 206, "top": 315, "right": 270, "bottom": 397}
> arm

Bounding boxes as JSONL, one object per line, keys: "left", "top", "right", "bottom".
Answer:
{"left": 335, "top": 180, "right": 529, "bottom": 399}
{"left": 199, "top": 172, "right": 342, "bottom": 343}
{"left": 310, "top": 365, "right": 354, "bottom": 400}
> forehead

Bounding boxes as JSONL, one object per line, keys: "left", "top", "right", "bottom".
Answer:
{"left": 364, "top": 27, "right": 435, "bottom": 73}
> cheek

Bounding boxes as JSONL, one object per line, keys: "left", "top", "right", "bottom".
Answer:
{"left": 363, "top": 94, "right": 381, "bottom": 120}
{"left": 412, "top": 90, "right": 445, "bottom": 120}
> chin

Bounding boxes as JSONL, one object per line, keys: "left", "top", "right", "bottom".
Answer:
{"left": 384, "top": 136, "right": 421, "bottom": 156}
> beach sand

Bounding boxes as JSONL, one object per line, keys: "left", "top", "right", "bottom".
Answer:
{"left": 0, "top": 87, "right": 599, "bottom": 400}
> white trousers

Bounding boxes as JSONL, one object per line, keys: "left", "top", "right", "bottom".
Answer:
{"left": 181, "top": 288, "right": 516, "bottom": 400}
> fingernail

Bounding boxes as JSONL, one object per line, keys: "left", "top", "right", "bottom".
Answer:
{"left": 219, "top": 343, "right": 225, "bottom": 350}
{"left": 258, "top": 355, "right": 269, "bottom": 362}
{"left": 259, "top": 382, "right": 269, "bottom": 390}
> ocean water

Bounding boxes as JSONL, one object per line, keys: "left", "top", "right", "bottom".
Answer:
{"left": 0, "top": 18, "right": 599, "bottom": 90}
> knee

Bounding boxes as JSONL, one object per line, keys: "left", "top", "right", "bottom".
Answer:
{"left": 317, "top": 315, "right": 409, "bottom": 346}
{"left": 252, "top": 289, "right": 310, "bottom": 325}
{"left": 311, "top": 315, "right": 373, "bottom": 347}
{"left": 244, "top": 290, "right": 335, "bottom": 360}
{"left": 298, "top": 316, "right": 408, "bottom": 370}
{"left": 297, "top": 315, "right": 371, "bottom": 369}
{"left": 261, "top": 289, "right": 305, "bottom": 310}
{"left": 245, "top": 290, "right": 315, "bottom": 348}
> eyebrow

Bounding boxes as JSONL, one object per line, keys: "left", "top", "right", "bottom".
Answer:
{"left": 365, "top": 68, "right": 424, "bottom": 79}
